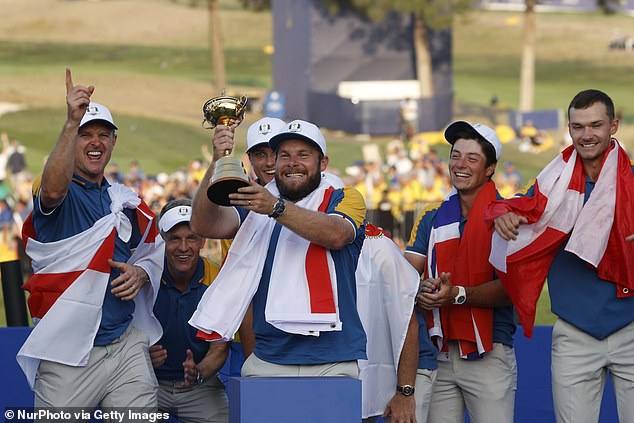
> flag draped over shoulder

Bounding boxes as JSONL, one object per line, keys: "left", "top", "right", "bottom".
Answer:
{"left": 425, "top": 181, "right": 498, "bottom": 358}
{"left": 487, "top": 141, "right": 634, "bottom": 338}
{"left": 356, "top": 224, "right": 418, "bottom": 419}
{"left": 17, "top": 184, "right": 164, "bottom": 389}
{"left": 190, "top": 179, "right": 340, "bottom": 342}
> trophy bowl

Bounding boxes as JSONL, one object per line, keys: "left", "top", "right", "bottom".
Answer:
{"left": 202, "top": 94, "right": 248, "bottom": 129}
{"left": 202, "top": 93, "right": 250, "bottom": 206}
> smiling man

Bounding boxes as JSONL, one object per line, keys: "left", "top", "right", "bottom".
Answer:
{"left": 404, "top": 121, "right": 517, "bottom": 423}
{"left": 490, "top": 89, "right": 634, "bottom": 423}
{"left": 151, "top": 199, "right": 229, "bottom": 423}
{"left": 18, "top": 69, "right": 164, "bottom": 413}
{"left": 245, "top": 117, "right": 286, "bottom": 185}
{"left": 190, "top": 119, "right": 367, "bottom": 379}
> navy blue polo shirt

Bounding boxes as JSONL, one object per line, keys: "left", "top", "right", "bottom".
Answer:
{"left": 235, "top": 188, "right": 368, "bottom": 365}
{"left": 548, "top": 172, "right": 634, "bottom": 339}
{"left": 153, "top": 257, "right": 217, "bottom": 380}
{"left": 32, "top": 174, "right": 142, "bottom": 345}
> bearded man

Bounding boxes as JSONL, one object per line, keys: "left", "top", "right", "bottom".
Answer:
{"left": 190, "top": 119, "right": 367, "bottom": 378}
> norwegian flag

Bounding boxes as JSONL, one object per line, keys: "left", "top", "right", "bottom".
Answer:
{"left": 17, "top": 184, "right": 164, "bottom": 389}
{"left": 488, "top": 141, "right": 634, "bottom": 338}
{"left": 425, "top": 180, "right": 498, "bottom": 358}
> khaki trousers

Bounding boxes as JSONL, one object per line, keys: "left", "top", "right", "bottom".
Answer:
{"left": 241, "top": 353, "right": 359, "bottom": 378}
{"left": 34, "top": 325, "right": 158, "bottom": 421}
{"left": 157, "top": 376, "right": 228, "bottom": 423}
{"left": 552, "top": 318, "right": 634, "bottom": 423}
{"left": 427, "top": 342, "right": 517, "bottom": 423}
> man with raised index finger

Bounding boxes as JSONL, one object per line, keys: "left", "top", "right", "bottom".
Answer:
{"left": 17, "top": 69, "right": 164, "bottom": 414}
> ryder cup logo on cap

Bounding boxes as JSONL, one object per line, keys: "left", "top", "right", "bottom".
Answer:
{"left": 79, "top": 101, "right": 118, "bottom": 130}
{"left": 268, "top": 119, "right": 327, "bottom": 155}
{"left": 444, "top": 120, "right": 502, "bottom": 161}
{"left": 246, "top": 117, "right": 286, "bottom": 152}
{"left": 159, "top": 205, "right": 192, "bottom": 232}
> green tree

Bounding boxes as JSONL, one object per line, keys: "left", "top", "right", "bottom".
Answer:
{"left": 519, "top": 0, "right": 623, "bottom": 112}
{"left": 323, "top": 0, "right": 478, "bottom": 98}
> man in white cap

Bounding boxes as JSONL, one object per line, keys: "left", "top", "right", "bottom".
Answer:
{"left": 245, "top": 117, "right": 286, "bottom": 186}
{"left": 404, "top": 121, "right": 516, "bottom": 422}
{"left": 190, "top": 119, "right": 367, "bottom": 378}
{"left": 151, "top": 198, "right": 229, "bottom": 423}
{"left": 18, "top": 69, "right": 164, "bottom": 411}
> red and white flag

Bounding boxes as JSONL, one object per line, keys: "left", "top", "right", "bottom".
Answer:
{"left": 17, "top": 184, "right": 164, "bottom": 389}
{"left": 356, "top": 224, "right": 418, "bottom": 419}
{"left": 488, "top": 141, "right": 634, "bottom": 337}
{"left": 190, "top": 179, "right": 340, "bottom": 341}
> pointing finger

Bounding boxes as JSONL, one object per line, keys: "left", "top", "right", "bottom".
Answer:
{"left": 65, "top": 68, "right": 73, "bottom": 93}
{"left": 107, "top": 259, "right": 126, "bottom": 271}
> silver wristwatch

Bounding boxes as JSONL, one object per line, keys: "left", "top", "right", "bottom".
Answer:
{"left": 453, "top": 286, "right": 467, "bottom": 305}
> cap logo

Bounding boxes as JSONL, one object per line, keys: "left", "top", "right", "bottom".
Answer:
{"left": 258, "top": 123, "right": 272, "bottom": 135}
{"left": 86, "top": 105, "right": 99, "bottom": 115}
{"left": 178, "top": 206, "right": 189, "bottom": 216}
{"left": 289, "top": 122, "right": 302, "bottom": 132}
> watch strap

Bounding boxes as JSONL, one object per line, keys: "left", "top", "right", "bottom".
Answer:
{"left": 269, "top": 196, "right": 286, "bottom": 219}
{"left": 396, "top": 384, "right": 415, "bottom": 396}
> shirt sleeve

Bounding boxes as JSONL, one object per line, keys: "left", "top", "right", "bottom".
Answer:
{"left": 405, "top": 204, "right": 439, "bottom": 257}
{"left": 326, "top": 187, "right": 366, "bottom": 232}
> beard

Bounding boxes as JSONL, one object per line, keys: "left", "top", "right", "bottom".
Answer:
{"left": 276, "top": 169, "right": 322, "bottom": 202}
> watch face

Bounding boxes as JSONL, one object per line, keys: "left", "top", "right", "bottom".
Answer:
{"left": 398, "top": 385, "right": 414, "bottom": 396}
{"left": 456, "top": 295, "right": 466, "bottom": 305}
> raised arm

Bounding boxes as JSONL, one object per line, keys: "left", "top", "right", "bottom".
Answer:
{"left": 190, "top": 124, "right": 241, "bottom": 239}
{"left": 39, "top": 69, "right": 94, "bottom": 210}
{"left": 228, "top": 184, "right": 361, "bottom": 250}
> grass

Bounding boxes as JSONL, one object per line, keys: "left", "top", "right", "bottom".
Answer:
{"left": 0, "top": 41, "right": 272, "bottom": 88}
{"left": 453, "top": 10, "right": 634, "bottom": 119}
{"left": 2, "top": 4, "right": 632, "bottom": 327}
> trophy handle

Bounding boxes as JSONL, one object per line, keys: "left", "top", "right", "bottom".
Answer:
{"left": 237, "top": 95, "right": 249, "bottom": 115}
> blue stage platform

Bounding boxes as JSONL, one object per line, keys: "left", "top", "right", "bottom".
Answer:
{"left": 0, "top": 326, "right": 619, "bottom": 422}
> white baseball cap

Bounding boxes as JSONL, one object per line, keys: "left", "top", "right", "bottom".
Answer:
{"left": 246, "top": 117, "right": 286, "bottom": 152}
{"left": 158, "top": 205, "right": 192, "bottom": 232}
{"left": 268, "top": 120, "right": 327, "bottom": 155}
{"left": 444, "top": 121, "right": 502, "bottom": 161}
{"left": 79, "top": 102, "right": 118, "bottom": 130}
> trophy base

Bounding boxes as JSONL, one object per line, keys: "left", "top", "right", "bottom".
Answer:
{"left": 207, "top": 177, "right": 251, "bottom": 206}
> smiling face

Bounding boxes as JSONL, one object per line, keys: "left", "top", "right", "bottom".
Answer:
{"left": 74, "top": 121, "right": 117, "bottom": 183}
{"left": 163, "top": 223, "right": 205, "bottom": 283}
{"left": 274, "top": 138, "right": 327, "bottom": 202}
{"left": 568, "top": 102, "right": 618, "bottom": 167}
{"left": 248, "top": 144, "right": 277, "bottom": 185}
{"left": 449, "top": 138, "right": 495, "bottom": 196}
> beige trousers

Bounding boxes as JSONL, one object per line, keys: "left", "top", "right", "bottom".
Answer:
{"left": 34, "top": 325, "right": 158, "bottom": 421}
{"left": 552, "top": 318, "right": 634, "bottom": 423}
{"left": 241, "top": 353, "right": 359, "bottom": 378}
{"left": 427, "top": 342, "right": 517, "bottom": 423}
{"left": 157, "top": 376, "right": 228, "bottom": 423}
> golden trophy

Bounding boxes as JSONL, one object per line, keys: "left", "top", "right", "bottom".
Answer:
{"left": 202, "top": 92, "right": 249, "bottom": 206}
